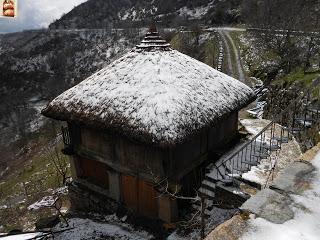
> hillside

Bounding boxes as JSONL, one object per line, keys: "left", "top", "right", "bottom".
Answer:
{"left": 49, "top": 0, "right": 242, "bottom": 29}
{"left": 0, "top": 28, "right": 143, "bottom": 176}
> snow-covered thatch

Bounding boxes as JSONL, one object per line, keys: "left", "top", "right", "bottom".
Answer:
{"left": 42, "top": 29, "right": 255, "bottom": 147}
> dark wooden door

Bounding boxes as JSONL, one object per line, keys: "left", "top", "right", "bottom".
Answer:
{"left": 138, "top": 180, "right": 158, "bottom": 218}
{"left": 121, "top": 175, "right": 158, "bottom": 218}
{"left": 121, "top": 175, "right": 138, "bottom": 211}
{"left": 79, "top": 157, "right": 109, "bottom": 189}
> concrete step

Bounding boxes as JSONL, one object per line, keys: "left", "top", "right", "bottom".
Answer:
{"left": 202, "top": 180, "right": 216, "bottom": 192}
{"left": 233, "top": 166, "right": 250, "bottom": 172}
{"left": 199, "top": 187, "right": 215, "bottom": 199}
{"left": 271, "top": 136, "right": 289, "bottom": 143}
{"left": 215, "top": 182, "right": 251, "bottom": 208}
{"left": 242, "top": 160, "right": 259, "bottom": 166}
{"left": 234, "top": 176, "right": 262, "bottom": 190}
{"left": 252, "top": 153, "right": 270, "bottom": 159}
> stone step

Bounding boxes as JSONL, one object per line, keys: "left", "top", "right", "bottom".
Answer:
{"left": 262, "top": 144, "right": 281, "bottom": 151}
{"left": 202, "top": 180, "right": 216, "bottom": 192}
{"left": 271, "top": 136, "right": 289, "bottom": 143}
{"left": 252, "top": 153, "right": 270, "bottom": 159}
{"left": 199, "top": 187, "right": 215, "bottom": 199}
{"left": 242, "top": 160, "right": 259, "bottom": 166}
{"left": 233, "top": 166, "right": 250, "bottom": 173}
{"left": 234, "top": 176, "right": 262, "bottom": 190}
{"left": 215, "top": 182, "right": 251, "bottom": 208}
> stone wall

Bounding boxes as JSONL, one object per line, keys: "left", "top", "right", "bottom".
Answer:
{"left": 68, "top": 181, "right": 119, "bottom": 215}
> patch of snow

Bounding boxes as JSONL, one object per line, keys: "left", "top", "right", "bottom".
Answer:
{"left": 27, "top": 196, "right": 57, "bottom": 210}
{"left": 0, "top": 233, "right": 44, "bottom": 240}
{"left": 178, "top": 1, "right": 215, "bottom": 20}
{"left": 0, "top": 167, "right": 9, "bottom": 178}
{"left": 53, "top": 218, "right": 152, "bottom": 240}
{"left": 240, "top": 119, "right": 270, "bottom": 136}
{"left": 52, "top": 186, "right": 68, "bottom": 195}
{"left": 241, "top": 152, "right": 320, "bottom": 240}
{"left": 0, "top": 205, "right": 8, "bottom": 210}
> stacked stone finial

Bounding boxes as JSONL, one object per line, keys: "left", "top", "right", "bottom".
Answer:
{"left": 136, "top": 21, "right": 171, "bottom": 50}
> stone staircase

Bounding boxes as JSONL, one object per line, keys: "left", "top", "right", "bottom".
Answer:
{"left": 192, "top": 99, "right": 320, "bottom": 216}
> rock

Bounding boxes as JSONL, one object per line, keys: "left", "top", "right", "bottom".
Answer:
{"left": 240, "top": 188, "right": 294, "bottom": 224}
{"left": 205, "top": 214, "right": 247, "bottom": 240}
{"left": 300, "top": 143, "right": 320, "bottom": 162}
{"left": 36, "top": 216, "right": 60, "bottom": 230}
{"left": 270, "top": 160, "right": 315, "bottom": 194}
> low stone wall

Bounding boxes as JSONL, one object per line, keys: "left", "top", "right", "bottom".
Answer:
{"left": 205, "top": 214, "right": 248, "bottom": 240}
{"left": 68, "top": 181, "right": 119, "bottom": 215}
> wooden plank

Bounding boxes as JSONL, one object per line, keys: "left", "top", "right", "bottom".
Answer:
{"left": 79, "top": 157, "right": 109, "bottom": 189}
{"left": 138, "top": 180, "right": 158, "bottom": 218}
{"left": 121, "top": 175, "right": 138, "bottom": 211}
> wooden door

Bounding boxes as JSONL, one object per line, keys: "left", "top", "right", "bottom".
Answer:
{"left": 79, "top": 157, "right": 109, "bottom": 189}
{"left": 138, "top": 180, "right": 158, "bottom": 218}
{"left": 121, "top": 175, "right": 138, "bottom": 211}
{"left": 121, "top": 175, "right": 158, "bottom": 218}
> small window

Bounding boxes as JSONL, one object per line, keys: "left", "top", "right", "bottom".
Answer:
{"left": 78, "top": 157, "right": 109, "bottom": 190}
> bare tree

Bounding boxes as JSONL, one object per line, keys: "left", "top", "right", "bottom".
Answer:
{"left": 242, "top": 0, "right": 320, "bottom": 73}
{"left": 46, "top": 145, "right": 70, "bottom": 186}
{"left": 148, "top": 167, "right": 210, "bottom": 240}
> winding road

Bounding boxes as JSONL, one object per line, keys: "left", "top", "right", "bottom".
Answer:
{"left": 218, "top": 30, "right": 246, "bottom": 83}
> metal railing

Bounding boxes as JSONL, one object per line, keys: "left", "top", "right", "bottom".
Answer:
{"left": 212, "top": 83, "right": 320, "bottom": 182}
{"left": 61, "top": 126, "right": 71, "bottom": 147}
{"left": 61, "top": 126, "right": 74, "bottom": 155}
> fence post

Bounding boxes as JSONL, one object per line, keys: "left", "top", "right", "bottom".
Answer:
{"left": 200, "top": 194, "right": 206, "bottom": 240}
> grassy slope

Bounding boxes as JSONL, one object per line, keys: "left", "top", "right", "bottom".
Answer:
{"left": 0, "top": 126, "right": 70, "bottom": 232}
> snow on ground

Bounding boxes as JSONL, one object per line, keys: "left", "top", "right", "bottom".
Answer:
{"left": 27, "top": 196, "right": 57, "bottom": 210}
{"left": 0, "top": 232, "right": 45, "bottom": 240}
{"left": 53, "top": 217, "right": 152, "bottom": 240}
{"left": 240, "top": 118, "right": 270, "bottom": 136}
{"left": 177, "top": 1, "right": 215, "bottom": 20}
{"left": 241, "top": 152, "right": 320, "bottom": 240}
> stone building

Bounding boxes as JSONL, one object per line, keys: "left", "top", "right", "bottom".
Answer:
{"left": 42, "top": 25, "right": 255, "bottom": 223}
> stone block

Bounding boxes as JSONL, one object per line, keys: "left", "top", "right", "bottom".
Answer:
{"left": 240, "top": 188, "right": 294, "bottom": 224}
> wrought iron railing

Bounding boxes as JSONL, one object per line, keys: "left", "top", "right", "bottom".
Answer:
{"left": 212, "top": 82, "right": 320, "bottom": 183}
{"left": 61, "top": 126, "right": 73, "bottom": 155}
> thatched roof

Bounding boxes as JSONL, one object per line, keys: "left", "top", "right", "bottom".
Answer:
{"left": 42, "top": 27, "right": 255, "bottom": 147}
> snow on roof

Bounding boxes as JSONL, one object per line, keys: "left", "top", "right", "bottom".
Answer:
{"left": 42, "top": 29, "right": 255, "bottom": 147}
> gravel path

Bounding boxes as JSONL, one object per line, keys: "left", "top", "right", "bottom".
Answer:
{"left": 219, "top": 30, "right": 246, "bottom": 83}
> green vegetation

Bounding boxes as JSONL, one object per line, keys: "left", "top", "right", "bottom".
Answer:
{"left": 273, "top": 69, "right": 320, "bottom": 86}
{"left": 0, "top": 143, "right": 69, "bottom": 199}
{"left": 203, "top": 39, "right": 219, "bottom": 68}
{"left": 0, "top": 128, "right": 71, "bottom": 232}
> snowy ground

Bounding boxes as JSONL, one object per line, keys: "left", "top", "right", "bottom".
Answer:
{"left": 53, "top": 216, "right": 152, "bottom": 240}
{"left": 241, "top": 151, "right": 320, "bottom": 240}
